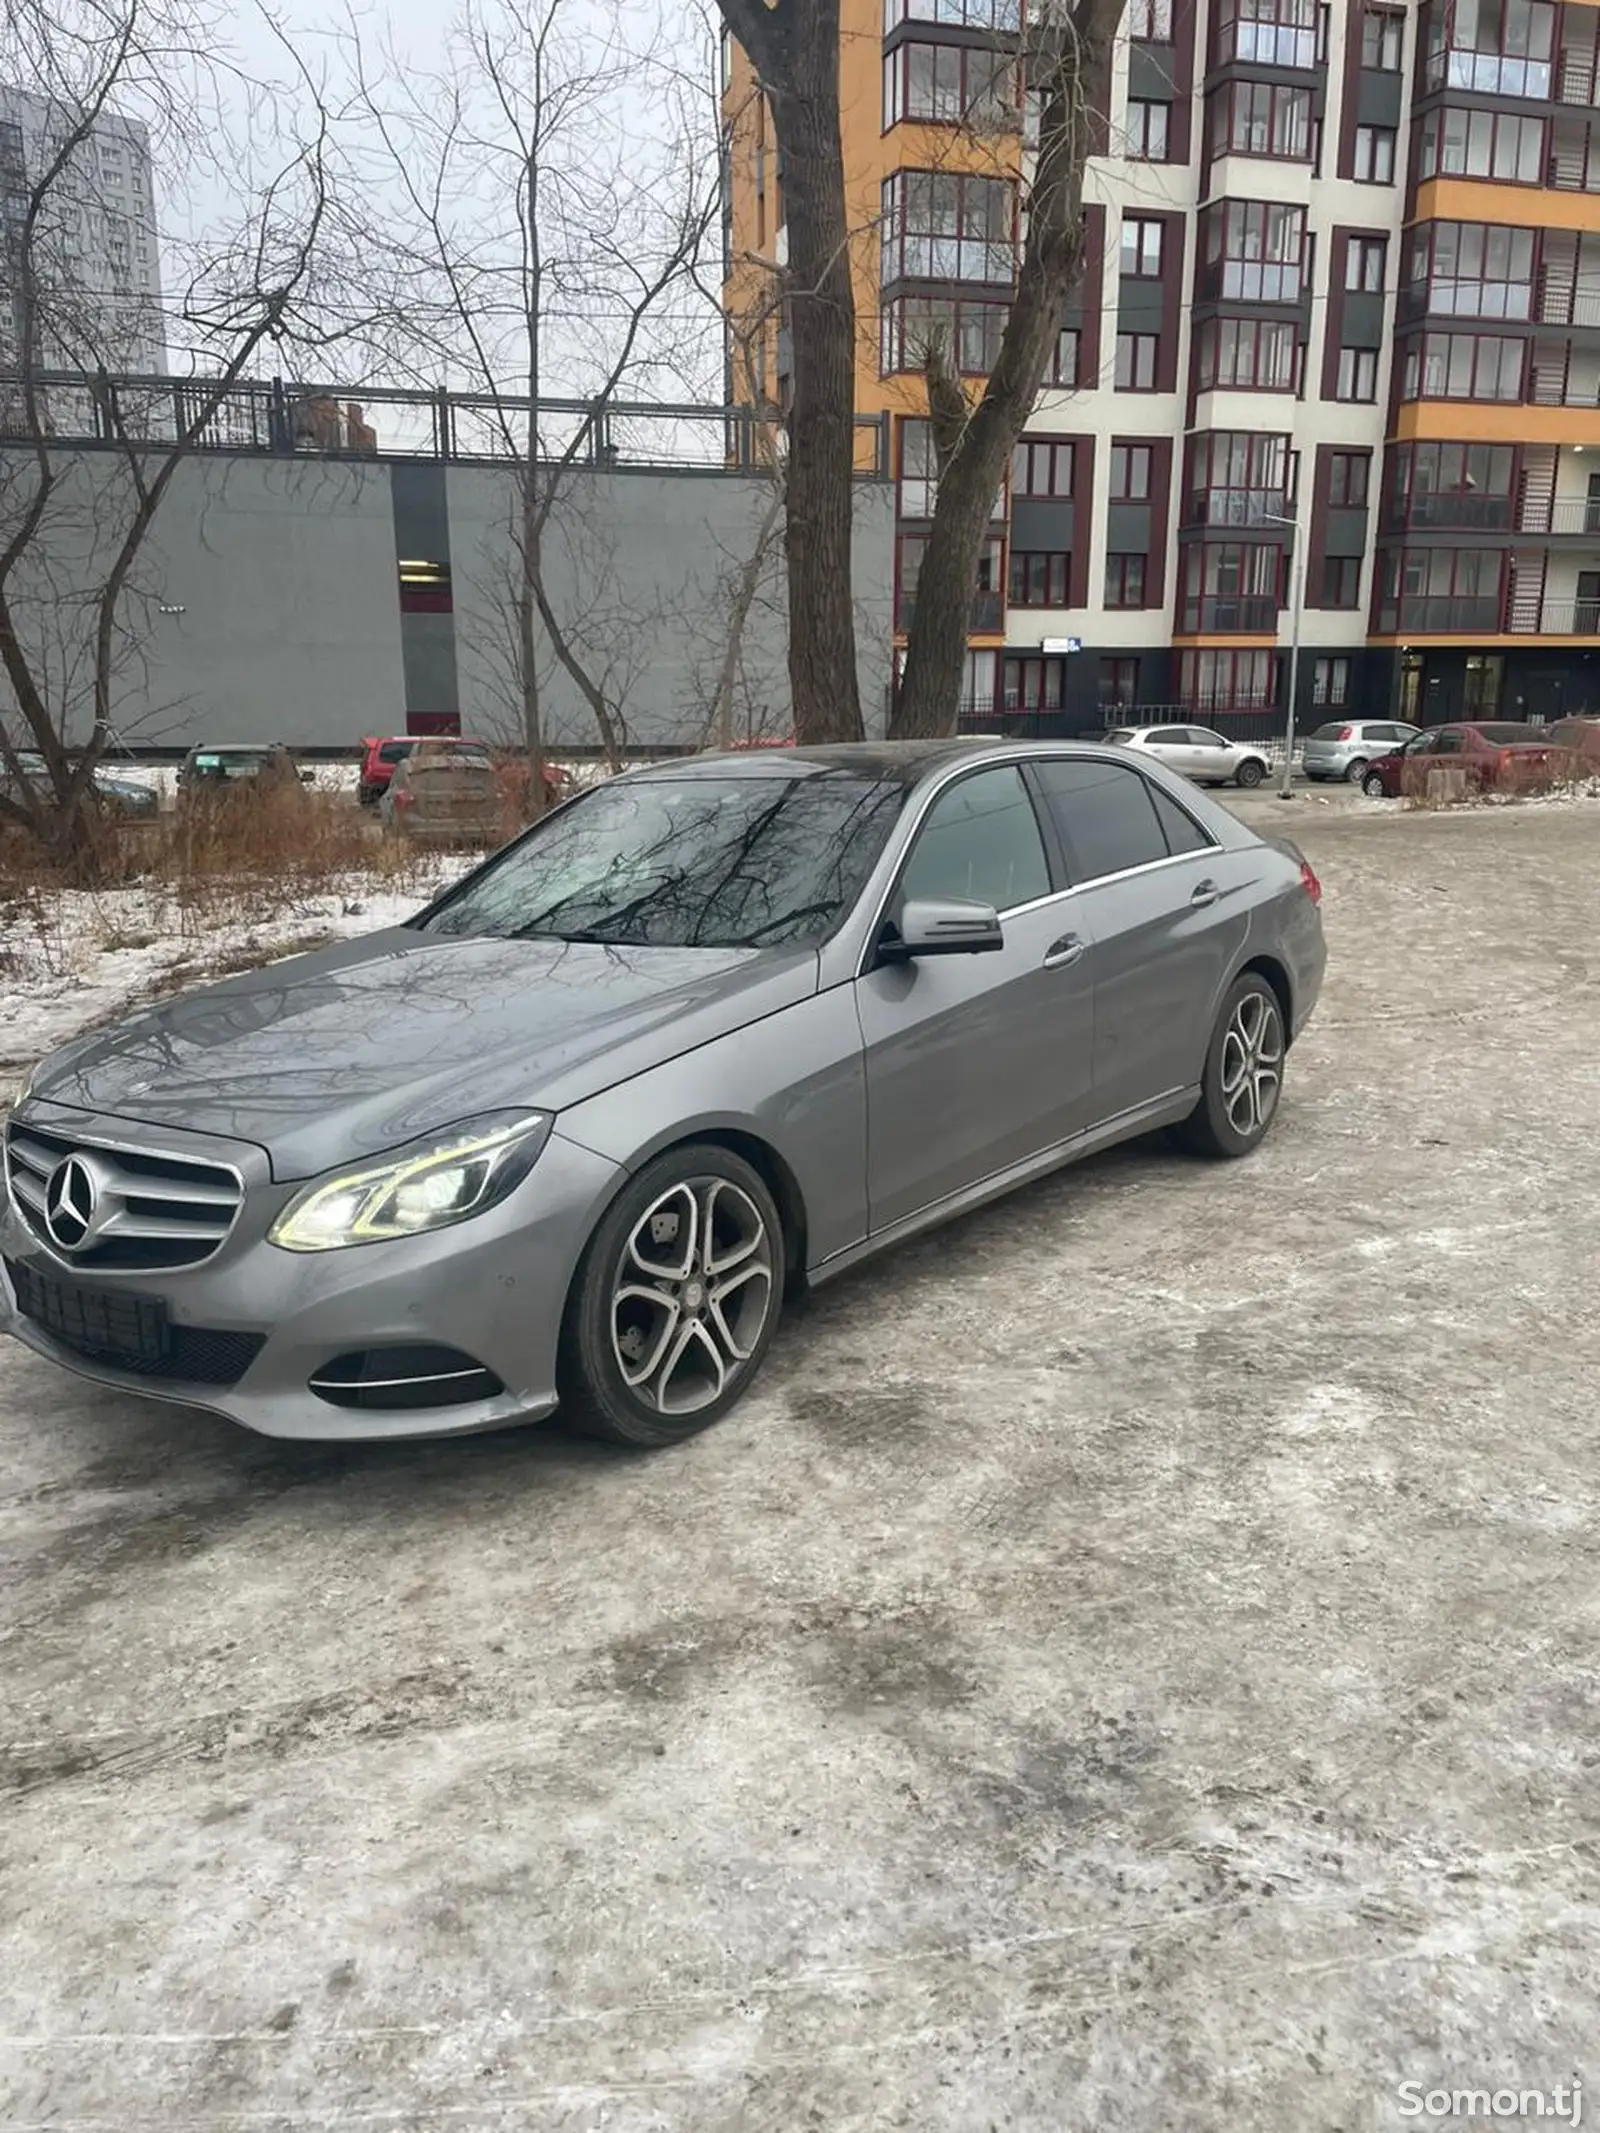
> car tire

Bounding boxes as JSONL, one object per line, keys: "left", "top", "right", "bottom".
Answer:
{"left": 558, "top": 1144, "right": 786, "bottom": 1448}
{"left": 1234, "top": 758, "right": 1266, "bottom": 788}
{"left": 1344, "top": 758, "right": 1369, "bottom": 784}
{"left": 1172, "top": 973, "right": 1286, "bottom": 1160}
{"left": 1362, "top": 770, "right": 1388, "bottom": 798}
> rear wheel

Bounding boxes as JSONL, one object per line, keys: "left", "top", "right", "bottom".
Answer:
{"left": 1173, "top": 974, "right": 1285, "bottom": 1159}
{"left": 1234, "top": 757, "right": 1266, "bottom": 789}
{"left": 559, "top": 1145, "right": 785, "bottom": 1447}
{"left": 1362, "top": 770, "right": 1388, "bottom": 798}
{"left": 1344, "top": 757, "right": 1369, "bottom": 784}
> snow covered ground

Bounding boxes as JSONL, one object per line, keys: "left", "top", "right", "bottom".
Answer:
{"left": 1, "top": 860, "right": 469, "bottom": 1096}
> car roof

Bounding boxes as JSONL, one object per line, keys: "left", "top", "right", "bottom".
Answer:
{"left": 627, "top": 738, "right": 1073, "bottom": 789}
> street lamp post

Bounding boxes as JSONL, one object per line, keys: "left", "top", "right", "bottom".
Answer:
{"left": 1258, "top": 509, "right": 1302, "bottom": 801}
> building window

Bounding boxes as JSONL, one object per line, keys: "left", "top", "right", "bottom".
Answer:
{"left": 1109, "top": 442, "right": 1152, "bottom": 501}
{"left": 1002, "top": 655, "right": 1064, "bottom": 710}
{"left": 1328, "top": 451, "right": 1370, "bottom": 507}
{"left": 1419, "top": 108, "right": 1544, "bottom": 184}
{"left": 1197, "top": 316, "right": 1299, "bottom": 391}
{"left": 1207, "top": 200, "right": 1306, "bottom": 303}
{"left": 398, "top": 559, "right": 453, "bottom": 614}
{"left": 1116, "top": 332, "right": 1159, "bottom": 389}
{"left": 1120, "top": 215, "right": 1164, "bottom": 278}
{"left": 1377, "top": 548, "right": 1503, "bottom": 632}
{"left": 883, "top": 41, "right": 1017, "bottom": 130}
{"left": 1212, "top": 81, "right": 1314, "bottom": 162}
{"left": 880, "top": 170, "right": 1015, "bottom": 287}
{"left": 1009, "top": 551, "right": 1072, "bottom": 605}
{"left": 1353, "top": 124, "right": 1397, "bottom": 183}
{"left": 1104, "top": 553, "right": 1149, "bottom": 607}
{"left": 899, "top": 418, "right": 939, "bottom": 516}
{"left": 1126, "top": 100, "right": 1170, "bottom": 160}
{"left": 1403, "top": 331, "right": 1525, "bottom": 401}
{"left": 1411, "top": 222, "right": 1535, "bottom": 320}
{"left": 1312, "top": 656, "right": 1351, "bottom": 706}
{"left": 884, "top": 0, "right": 1022, "bottom": 26}
{"left": 1389, "top": 441, "right": 1515, "bottom": 529}
{"left": 1346, "top": 235, "right": 1387, "bottom": 293}
{"left": 1335, "top": 346, "right": 1379, "bottom": 401}
{"left": 1179, "top": 648, "right": 1278, "bottom": 711}
{"left": 1422, "top": 1, "right": 1553, "bottom": 99}
{"left": 1100, "top": 657, "right": 1140, "bottom": 707}
{"left": 1188, "top": 431, "right": 1290, "bottom": 525}
{"left": 1046, "top": 326, "right": 1080, "bottom": 386}
{"left": 1127, "top": 0, "right": 1173, "bottom": 38}
{"left": 881, "top": 294, "right": 1008, "bottom": 377}
{"left": 1181, "top": 542, "right": 1281, "bottom": 631}
{"left": 1320, "top": 556, "right": 1361, "bottom": 607}
{"left": 1361, "top": 7, "right": 1404, "bottom": 68}
{"left": 1012, "top": 437, "right": 1075, "bottom": 496}
{"left": 1215, "top": 0, "right": 1319, "bottom": 69}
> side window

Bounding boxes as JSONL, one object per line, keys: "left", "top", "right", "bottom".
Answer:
{"left": 1435, "top": 728, "right": 1463, "bottom": 755}
{"left": 1145, "top": 727, "right": 1188, "bottom": 744}
{"left": 900, "top": 766, "right": 1050, "bottom": 913}
{"left": 1189, "top": 729, "right": 1230, "bottom": 748}
{"left": 1031, "top": 760, "right": 1171, "bottom": 883}
{"left": 1408, "top": 731, "right": 1438, "bottom": 755}
{"left": 1147, "top": 782, "right": 1214, "bottom": 856}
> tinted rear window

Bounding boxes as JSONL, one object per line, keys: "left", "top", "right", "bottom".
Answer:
{"left": 1473, "top": 724, "right": 1541, "bottom": 745}
{"left": 1031, "top": 759, "right": 1172, "bottom": 883}
{"left": 379, "top": 743, "right": 412, "bottom": 763}
{"left": 1311, "top": 723, "right": 1350, "bottom": 739}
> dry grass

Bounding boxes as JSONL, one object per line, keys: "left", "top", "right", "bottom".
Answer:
{"left": 1401, "top": 751, "right": 1600, "bottom": 811}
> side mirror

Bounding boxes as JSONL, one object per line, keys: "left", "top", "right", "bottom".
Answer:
{"left": 880, "top": 896, "right": 1004, "bottom": 961}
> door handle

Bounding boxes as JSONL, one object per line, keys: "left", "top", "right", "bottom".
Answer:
{"left": 1190, "top": 879, "right": 1220, "bottom": 908}
{"left": 1042, "top": 933, "right": 1086, "bottom": 969}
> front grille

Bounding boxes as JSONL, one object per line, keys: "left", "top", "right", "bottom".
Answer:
{"left": 309, "top": 1344, "right": 503, "bottom": 1412}
{"left": 5, "top": 1257, "right": 265, "bottom": 1387}
{"left": 4, "top": 1118, "right": 242, "bottom": 1270}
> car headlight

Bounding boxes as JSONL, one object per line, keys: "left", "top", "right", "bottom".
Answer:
{"left": 268, "top": 1111, "right": 552, "bottom": 1252}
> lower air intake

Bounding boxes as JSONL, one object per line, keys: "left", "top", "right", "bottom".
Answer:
{"left": 307, "top": 1344, "right": 503, "bottom": 1411}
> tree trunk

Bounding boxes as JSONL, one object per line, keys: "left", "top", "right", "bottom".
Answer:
{"left": 764, "top": 4, "right": 863, "bottom": 746}
{"left": 890, "top": 1, "right": 1120, "bottom": 741}
{"left": 517, "top": 478, "right": 547, "bottom": 821}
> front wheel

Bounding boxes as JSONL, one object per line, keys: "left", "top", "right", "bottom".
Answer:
{"left": 1173, "top": 974, "right": 1286, "bottom": 1159}
{"left": 1234, "top": 758, "right": 1266, "bottom": 789}
{"left": 1344, "top": 758, "right": 1370, "bottom": 784}
{"left": 559, "top": 1145, "right": 785, "bottom": 1447}
{"left": 1362, "top": 770, "right": 1388, "bottom": 798}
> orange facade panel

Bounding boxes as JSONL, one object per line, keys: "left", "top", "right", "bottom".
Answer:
{"left": 1412, "top": 178, "right": 1600, "bottom": 232}
{"left": 1393, "top": 402, "right": 1600, "bottom": 446}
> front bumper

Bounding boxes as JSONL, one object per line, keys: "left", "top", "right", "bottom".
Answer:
{"left": 0, "top": 1110, "right": 626, "bottom": 1440}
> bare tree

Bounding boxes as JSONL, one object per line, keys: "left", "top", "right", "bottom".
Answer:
{"left": 890, "top": 1, "right": 1120, "bottom": 737}
{"left": 711, "top": 0, "right": 865, "bottom": 746}
{"left": 0, "top": 0, "right": 363, "bottom": 865}
{"left": 347, "top": 0, "right": 722, "bottom": 803}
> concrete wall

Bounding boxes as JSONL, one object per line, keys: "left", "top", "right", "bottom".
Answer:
{"left": 0, "top": 448, "right": 896, "bottom": 750}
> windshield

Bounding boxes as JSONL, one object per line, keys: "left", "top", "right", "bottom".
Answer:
{"left": 417, "top": 771, "right": 907, "bottom": 949}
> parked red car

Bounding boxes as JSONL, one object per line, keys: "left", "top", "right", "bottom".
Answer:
{"left": 358, "top": 735, "right": 571, "bottom": 807}
{"left": 1360, "top": 722, "right": 1566, "bottom": 798}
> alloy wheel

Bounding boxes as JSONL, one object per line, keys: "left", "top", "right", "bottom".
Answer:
{"left": 610, "top": 1177, "right": 775, "bottom": 1416}
{"left": 1219, "top": 991, "right": 1283, "bottom": 1139}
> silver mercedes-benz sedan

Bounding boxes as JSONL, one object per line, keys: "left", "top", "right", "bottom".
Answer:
{"left": 1, "top": 740, "right": 1325, "bottom": 1449}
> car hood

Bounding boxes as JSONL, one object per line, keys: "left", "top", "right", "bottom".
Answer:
{"left": 28, "top": 928, "right": 819, "bottom": 1179}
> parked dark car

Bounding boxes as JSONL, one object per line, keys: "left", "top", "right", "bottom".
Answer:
{"left": 178, "top": 743, "right": 308, "bottom": 793}
{"left": 1360, "top": 723, "right": 1566, "bottom": 798}
{"left": 1, "top": 750, "right": 158, "bottom": 819}
{"left": 1546, "top": 716, "right": 1600, "bottom": 766}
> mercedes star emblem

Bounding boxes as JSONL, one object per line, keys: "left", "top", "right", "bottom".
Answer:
{"left": 44, "top": 1155, "right": 99, "bottom": 1253}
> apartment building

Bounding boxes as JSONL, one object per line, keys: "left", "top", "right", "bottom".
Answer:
{"left": 0, "top": 85, "right": 165, "bottom": 378}
{"left": 721, "top": 0, "right": 1600, "bottom": 734}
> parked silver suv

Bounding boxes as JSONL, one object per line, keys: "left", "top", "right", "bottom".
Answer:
{"left": 1302, "top": 719, "right": 1419, "bottom": 784}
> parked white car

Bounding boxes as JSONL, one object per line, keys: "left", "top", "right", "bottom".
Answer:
{"left": 1104, "top": 724, "right": 1270, "bottom": 789}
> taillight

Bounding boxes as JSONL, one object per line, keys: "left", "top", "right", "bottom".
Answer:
{"left": 1299, "top": 860, "right": 1322, "bottom": 907}
{"left": 1337, "top": 726, "right": 1353, "bottom": 741}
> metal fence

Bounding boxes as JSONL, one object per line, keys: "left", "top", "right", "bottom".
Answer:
{"left": 0, "top": 372, "right": 893, "bottom": 479}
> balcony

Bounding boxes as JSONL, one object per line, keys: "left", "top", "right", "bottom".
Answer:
{"left": 1179, "top": 594, "right": 1280, "bottom": 632}
{"left": 1512, "top": 598, "right": 1600, "bottom": 631}
{"left": 1385, "top": 493, "right": 1515, "bottom": 533}
{"left": 1199, "top": 257, "right": 1307, "bottom": 305}
{"left": 1423, "top": 47, "right": 1552, "bottom": 99}
{"left": 1186, "top": 487, "right": 1291, "bottom": 528}
{"left": 1376, "top": 594, "right": 1600, "bottom": 632}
